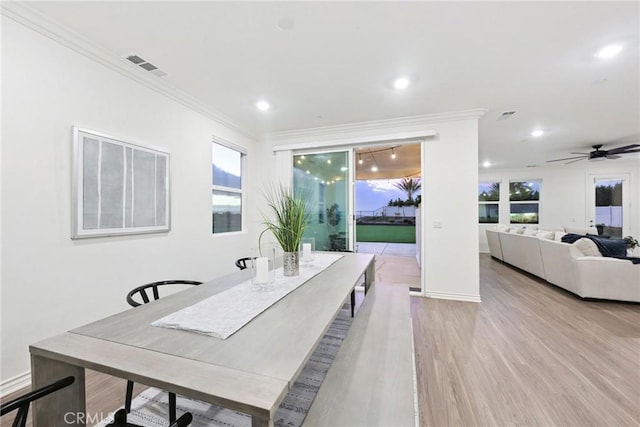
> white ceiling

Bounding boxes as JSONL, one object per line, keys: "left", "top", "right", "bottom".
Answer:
{"left": 25, "top": 1, "right": 640, "bottom": 169}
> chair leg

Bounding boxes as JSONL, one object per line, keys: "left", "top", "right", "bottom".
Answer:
{"left": 169, "top": 392, "right": 177, "bottom": 423}
{"left": 125, "top": 380, "right": 134, "bottom": 413}
{"left": 351, "top": 289, "right": 356, "bottom": 317}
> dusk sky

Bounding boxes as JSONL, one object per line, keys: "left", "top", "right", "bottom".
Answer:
{"left": 355, "top": 179, "right": 421, "bottom": 213}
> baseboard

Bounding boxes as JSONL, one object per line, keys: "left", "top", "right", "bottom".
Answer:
{"left": 1, "top": 371, "right": 30, "bottom": 397}
{"left": 479, "top": 249, "right": 490, "bottom": 254}
{"left": 422, "top": 290, "right": 482, "bottom": 303}
{"left": 409, "top": 319, "right": 420, "bottom": 427}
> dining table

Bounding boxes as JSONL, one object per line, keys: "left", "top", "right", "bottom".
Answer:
{"left": 29, "top": 252, "right": 375, "bottom": 427}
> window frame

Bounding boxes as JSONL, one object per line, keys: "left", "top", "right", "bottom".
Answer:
{"left": 212, "top": 137, "right": 246, "bottom": 235}
{"left": 509, "top": 179, "right": 541, "bottom": 225}
{"left": 478, "top": 181, "right": 500, "bottom": 224}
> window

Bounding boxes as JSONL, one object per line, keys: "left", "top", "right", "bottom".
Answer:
{"left": 212, "top": 142, "right": 244, "bottom": 233}
{"left": 478, "top": 182, "right": 500, "bottom": 223}
{"left": 510, "top": 180, "right": 540, "bottom": 224}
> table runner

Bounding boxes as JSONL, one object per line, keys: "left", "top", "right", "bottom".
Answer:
{"left": 151, "top": 253, "right": 343, "bottom": 339}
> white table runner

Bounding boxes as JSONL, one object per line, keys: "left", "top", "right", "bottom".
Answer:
{"left": 151, "top": 253, "right": 343, "bottom": 339}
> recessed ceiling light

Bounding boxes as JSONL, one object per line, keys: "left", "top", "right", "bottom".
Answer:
{"left": 482, "top": 161, "right": 491, "bottom": 168}
{"left": 531, "top": 129, "right": 544, "bottom": 137}
{"left": 256, "top": 100, "right": 270, "bottom": 111}
{"left": 393, "top": 77, "right": 410, "bottom": 90}
{"left": 596, "top": 44, "right": 622, "bottom": 59}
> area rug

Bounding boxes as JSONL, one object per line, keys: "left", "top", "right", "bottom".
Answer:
{"left": 96, "top": 306, "right": 352, "bottom": 427}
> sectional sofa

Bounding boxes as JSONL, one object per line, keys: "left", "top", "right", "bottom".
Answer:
{"left": 486, "top": 226, "right": 640, "bottom": 302}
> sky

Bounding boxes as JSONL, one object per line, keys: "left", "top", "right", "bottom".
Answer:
{"left": 355, "top": 179, "right": 421, "bottom": 214}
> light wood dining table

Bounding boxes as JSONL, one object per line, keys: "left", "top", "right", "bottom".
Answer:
{"left": 29, "top": 252, "right": 375, "bottom": 427}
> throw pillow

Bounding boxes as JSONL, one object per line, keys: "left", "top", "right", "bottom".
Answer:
{"left": 523, "top": 228, "right": 538, "bottom": 236}
{"left": 536, "top": 231, "right": 555, "bottom": 240}
{"left": 496, "top": 224, "right": 510, "bottom": 232}
{"left": 554, "top": 232, "right": 567, "bottom": 241}
{"left": 515, "top": 227, "right": 525, "bottom": 234}
{"left": 573, "top": 238, "right": 602, "bottom": 257}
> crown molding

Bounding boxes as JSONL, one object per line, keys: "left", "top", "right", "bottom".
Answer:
{"left": 1, "top": 1, "right": 256, "bottom": 140}
{"left": 267, "top": 108, "right": 487, "bottom": 145}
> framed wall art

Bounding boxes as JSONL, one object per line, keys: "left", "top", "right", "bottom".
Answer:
{"left": 72, "top": 127, "right": 170, "bottom": 238}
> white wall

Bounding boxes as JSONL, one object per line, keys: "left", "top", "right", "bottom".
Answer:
{"left": 268, "top": 112, "right": 483, "bottom": 303}
{"left": 478, "top": 160, "right": 640, "bottom": 252}
{"left": 1, "top": 17, "right": 266, "bottom": 383}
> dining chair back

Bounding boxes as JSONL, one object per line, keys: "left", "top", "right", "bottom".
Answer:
{"left": 1, "top": 376, "right": 75, "bottom": 427}
{"left": 126, "top": 280, "right": 202, "bottom": 307}
{"left": 125, "top": 280, "right": 201, "bottom": 423}
{"left": 235, "top": 257, "right": 254, "bottom": 270}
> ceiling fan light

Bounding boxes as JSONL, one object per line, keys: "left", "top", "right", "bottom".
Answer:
{"left": 531, "top": 129, "right": 544, "bottom": 137}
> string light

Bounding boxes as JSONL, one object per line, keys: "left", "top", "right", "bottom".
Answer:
{"left": 391, "top": 148, "right": 396, "bottom": 159}
{"left": 358, "top": 154, "right": 363, "bottom": 165}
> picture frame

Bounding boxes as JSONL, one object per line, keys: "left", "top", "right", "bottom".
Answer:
{"left": 71, "top": 127, "right": 171, "bottom": 239}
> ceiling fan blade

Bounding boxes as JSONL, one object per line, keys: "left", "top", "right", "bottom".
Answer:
{"left": 546, "top": 155, "right": 588, "bottom": 163}
{"left": 606, "top": 154, "right": 621, "bottom": 160}
{"left": 565, "top": 158, "right": 587, "bottom": 164}
{"left": 570, "top": 152, "right": 590, "bottom": 155}
{"left": 606, "top": 144, "right": 640, "bottom": 155}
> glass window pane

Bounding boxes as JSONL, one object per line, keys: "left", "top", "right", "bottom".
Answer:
{"left": 510, "top": 203, "right": 539, "bottom": 224}
{"left": 293, "top": 152, "right": 349, "bottom": 251}
{"left": 509, "top": 181, "right": 540, "bottom": 201}
{"left": 595, "top": 179, "right": 623, "bottom": 237}
{"left": 212, "top": 190, "right": 242, "bottom": 233}
{"left": 479, "top": 182, "right": 500, "bottom": 201}
{"left": 479, "top": 203, "right": 499, "bottom": 223}
{"left": 212, "top": 143, "right": 242, "bottom": 189}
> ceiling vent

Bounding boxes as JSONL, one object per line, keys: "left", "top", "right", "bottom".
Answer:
{"left": 498, "top": 111, "right": 517, "bottom": 120}
{"left": 126, "top": 54, "right": 168, "bottom": 77}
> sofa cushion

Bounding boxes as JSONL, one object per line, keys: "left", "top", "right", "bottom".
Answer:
{"left": 573, "top": 238, "right": 602, "bottom": 257}
{"left": 536, "top": 231, "right": 555, "bottom": 240}
{"left": 564, "top": 225, "right": 599, "bottom": 236}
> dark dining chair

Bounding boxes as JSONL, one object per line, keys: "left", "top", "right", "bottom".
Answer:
{"left": 1, "top": 376, "right": 75, "bottom": 427}
{"left": 235, "top": 257, "right": 254, "bottom": 270}
{"left": 108, "top": 408, "right": 193, "bottom": 427}
{"left": 125, "top": 280, "right": 202, "bottom": 423}
{"left": 126, "top": 280, "right": 202, "bottom": 307}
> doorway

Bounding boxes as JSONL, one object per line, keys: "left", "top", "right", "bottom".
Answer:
{"left": 354, "top": 143, "right": 422, "bottom": 292}
{"left": 588, "top": 174, "right": 630, "bottom": 237}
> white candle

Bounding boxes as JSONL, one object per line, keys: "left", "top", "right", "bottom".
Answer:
{"left": 255, "top": 257, "right": 269, "bottom": 283}
{"left": 302, "top": 243, "right": 312, "bottom": 261}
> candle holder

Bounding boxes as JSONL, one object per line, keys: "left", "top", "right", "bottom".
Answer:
{"left": 300, "top": 237, "right": 316, "bottom": 264}
{"left": 250, "top": 245, "right": 276, "bottom": 290}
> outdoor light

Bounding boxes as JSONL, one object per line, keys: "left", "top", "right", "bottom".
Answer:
{"left": 391, "top": 148, "right": 396, "bottom": 159}
{"left": 358, "top": 154, "right": 363, "bottom": 165}
{"left": 371, "top": 165, "right": 378, "bottom": 172}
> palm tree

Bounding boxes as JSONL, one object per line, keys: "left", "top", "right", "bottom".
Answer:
{"left": 394, "top": 177, "right": 421, "bottom": 202}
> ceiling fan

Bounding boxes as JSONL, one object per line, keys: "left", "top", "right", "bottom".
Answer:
{"left": 547, "top": 144, "right": 640, "bottom": 164}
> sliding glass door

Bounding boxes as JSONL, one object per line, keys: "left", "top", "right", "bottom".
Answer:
{"left": 293, "top": 151, "right": 353, "bottom": 251}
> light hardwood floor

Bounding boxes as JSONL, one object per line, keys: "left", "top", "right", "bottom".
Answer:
{"left": 3, "top": 253, "right": 639, "bottom": 426}
{"left": 412, "top": 254, "right": 640, "bottom": 426}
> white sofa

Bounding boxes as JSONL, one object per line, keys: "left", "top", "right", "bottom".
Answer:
{"left": 486, "top": 228, "right": 640, "bottom": 302}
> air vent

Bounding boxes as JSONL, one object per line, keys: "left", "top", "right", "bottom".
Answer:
{"left": 498, "top": 111, "right": 517, "bottom": 120}
{"left": 126, "top": 54, "right": 168, "bottom": 77}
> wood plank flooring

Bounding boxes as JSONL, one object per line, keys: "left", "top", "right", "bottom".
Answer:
{"left": 411, "top": 254, "right": 640, "bottom": 426}
{"left": 3, "top": 253, "right": 639, "bottom": 426}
